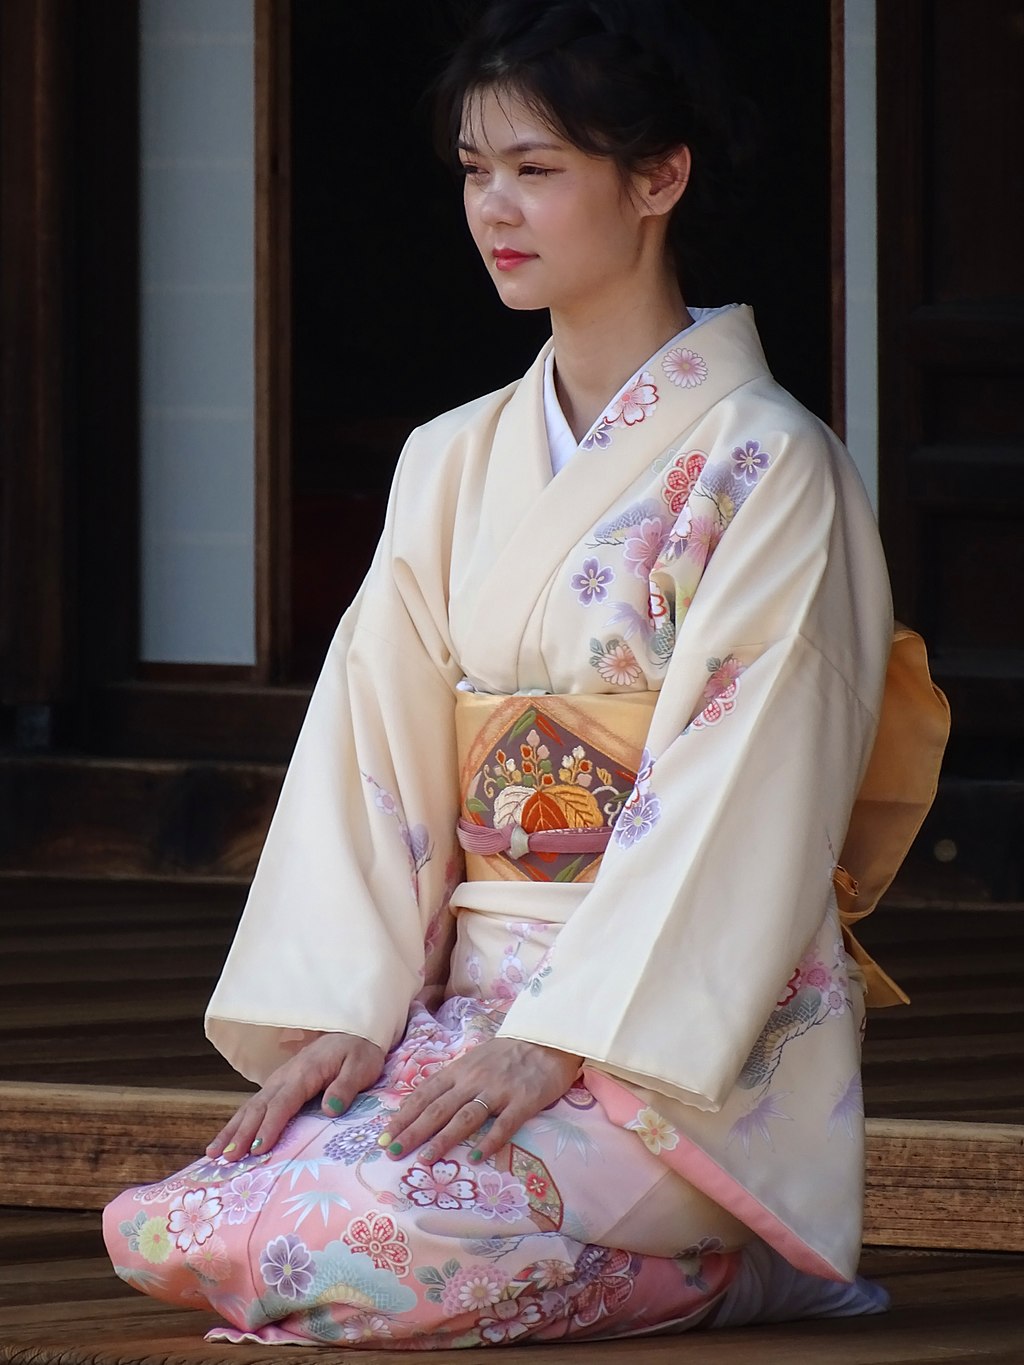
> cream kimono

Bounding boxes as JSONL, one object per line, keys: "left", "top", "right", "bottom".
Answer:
{"left": 104, "top": 306, "right": 929, "bottom": 1347}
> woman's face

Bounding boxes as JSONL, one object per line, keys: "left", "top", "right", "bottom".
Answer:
{"left": 458, "top": 86, "right": 653, "bottom": 320}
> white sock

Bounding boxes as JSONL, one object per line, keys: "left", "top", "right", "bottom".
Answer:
{"left": 710, "top": 1238, "right": 890, "bottom": 1329}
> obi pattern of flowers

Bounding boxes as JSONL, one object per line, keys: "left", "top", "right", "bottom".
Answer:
{"left": 462, "top": 704, "right": 637, "bottom": 882}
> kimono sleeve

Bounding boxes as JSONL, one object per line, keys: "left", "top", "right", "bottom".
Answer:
{"left": 206, "top": 437, "right": 464, "bottom": 1085}
{"left": 498, "top": 416, "right": 894, "bottom": 1111}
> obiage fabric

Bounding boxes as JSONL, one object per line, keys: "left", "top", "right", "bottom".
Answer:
{"left": 104, "top": 305, "right": 916, "bottom": 1345}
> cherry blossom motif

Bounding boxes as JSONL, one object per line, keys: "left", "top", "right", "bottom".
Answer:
{"left": 259, "top": 1234, "right": 313, "bottom": 1300}
{"left": 479, "top": 1295, "right": 545, "bottom": 1342}
{"left": 622, "top": 516, "right": 668, "bottom": 580}
{"left": 593, "top": 638, "right": 642, "bottom": 687}
{"left": 440, "top": 1263, "right": 510, "bottom": 1314}
{"left": 581, "top": 422, "right": 613, "bottom": 450}
{"left": 570, "top": 557, "right": 614, "bottom": 606}
{"left": 626, "top": 1106, "right": 680, "bottom": 1155}
{"left": 221, "top": 1170, "right": 273, "bottom": 1225}
{"left": 399, "top": 1158, "right": 477, "bottom": 1210}
{"left": 613, "top": 790, "right": 661, "bottom": 848}
{"left": 662, "top": 346, "right": 708, "bottom": 388}
{"left": 661, "top": 449, "right": 707, "bottom": 515}
{"left": 166, "top": 1188, "right": 223, "bottom": 1252}
{"left": 731, "top": 439, "right": 771, "bottom": 484}
{"left": 473, "top": 1169, "right": 530, "bottom": 1223}
{"left": 342, "top": 1211, "right": 412, "bottom": 1277}
{"left": 186, "top": 1233, "right": 231, "bottom": 1282}
{"left": 605, "top": 371, "right": 658, "bottom": 427}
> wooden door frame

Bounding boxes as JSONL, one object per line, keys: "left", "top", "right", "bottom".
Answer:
{"left": 254, "top": 0, "right": 293, "bottom": 685}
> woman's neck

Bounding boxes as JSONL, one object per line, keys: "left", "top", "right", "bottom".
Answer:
{"left": 550, "top": 281, "right": 692, "bottom": 444}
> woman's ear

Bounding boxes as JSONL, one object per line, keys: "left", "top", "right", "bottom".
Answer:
{"left": 638, "top": 145, "right": 691, "bottom": 217}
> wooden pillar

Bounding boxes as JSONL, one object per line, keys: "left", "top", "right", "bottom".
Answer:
{"left": 0, "top": 0, "right": 74, "bottom": 726}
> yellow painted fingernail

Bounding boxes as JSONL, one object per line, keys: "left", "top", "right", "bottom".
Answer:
{"left": 377, "top": 1132, "right": 392, "bottom": 1147}
{"left": 223, "top": 1142, "right": 237, "bottom": 1154}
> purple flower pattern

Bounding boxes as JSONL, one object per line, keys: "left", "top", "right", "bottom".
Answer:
{"left": 259, "top": 1234, "right": 314, "bottom": 1300}
{"left": 570, "top": 557, "right": 614, "bottom": 606}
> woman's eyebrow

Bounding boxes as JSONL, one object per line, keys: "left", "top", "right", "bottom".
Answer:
{"left": 457, "top": 138, "right": 565, "bottom": 155}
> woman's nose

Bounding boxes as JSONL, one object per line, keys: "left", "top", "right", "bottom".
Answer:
{"left": 478, "top": 183, "right": 522, "bottom": 227}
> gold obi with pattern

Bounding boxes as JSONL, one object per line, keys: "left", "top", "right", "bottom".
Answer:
{"left": 454, "top": 691, "right": 655, "bottom": 886}
{"left": 452, "top": 630, "right": 948, "bottom": 1013}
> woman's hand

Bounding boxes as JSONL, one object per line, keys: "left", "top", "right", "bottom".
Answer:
{"left": 205, "top": 1032, "right": 385, "bottom": 1159}
{"left": 380, "top": 1037, "right": 581, "bottom": 1166}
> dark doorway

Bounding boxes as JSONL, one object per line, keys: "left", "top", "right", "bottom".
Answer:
{"left": 287, "top": 0, "right": 832, "bottom": 682}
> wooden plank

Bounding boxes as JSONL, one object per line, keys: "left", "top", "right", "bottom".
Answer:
{"left": 865, "top": 1118, "right": 1024, "bottom": 1252}
{"left": 1, "top": 1084, "right": 1021, "bottom": 1253}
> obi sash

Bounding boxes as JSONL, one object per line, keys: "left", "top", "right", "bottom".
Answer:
{"left": 455, "top": 628, "right": 949, "bottom": 1009}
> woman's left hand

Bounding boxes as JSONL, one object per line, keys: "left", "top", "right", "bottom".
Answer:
{"left": 381, "top": 1037, "right": 582, "bottom": 1166}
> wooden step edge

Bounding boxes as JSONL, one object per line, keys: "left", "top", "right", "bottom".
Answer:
{"left": 1, "top": 1082, "right": 1022, "bottom": 1254}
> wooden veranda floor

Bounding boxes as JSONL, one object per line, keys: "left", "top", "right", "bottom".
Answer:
{"left": 0, "top": 877, "right": 1022, "bottom": 1363}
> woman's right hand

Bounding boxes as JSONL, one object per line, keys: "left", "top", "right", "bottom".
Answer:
{"left": 204, "top": 1032, "right": 385, "bottom": 1159}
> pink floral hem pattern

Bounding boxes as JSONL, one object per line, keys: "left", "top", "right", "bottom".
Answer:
{"left": 103, "top": 991, "right": 740, "bottom": 1348}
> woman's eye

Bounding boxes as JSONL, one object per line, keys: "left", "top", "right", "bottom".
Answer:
{"left": 519, "top": 165, "right": 553, "bottom": 177}
{"left": 459, "top": 162, "right": 482, "bottom": 177}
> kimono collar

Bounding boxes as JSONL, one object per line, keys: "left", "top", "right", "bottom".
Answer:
{"left": 543, "top": 304, "right": 742, "bottom": 476}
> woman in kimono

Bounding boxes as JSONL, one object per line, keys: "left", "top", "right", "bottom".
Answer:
{"left": 103, "top": 0, "right": 941, "bottom": 1348}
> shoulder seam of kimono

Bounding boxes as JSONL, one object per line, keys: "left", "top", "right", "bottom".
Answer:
{"left": 405, "top": 378, "right": 522, "bottom": 448}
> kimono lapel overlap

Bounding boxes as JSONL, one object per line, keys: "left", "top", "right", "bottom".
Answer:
{"left": 455, "top": 306, "right": 772, "bottom": 689}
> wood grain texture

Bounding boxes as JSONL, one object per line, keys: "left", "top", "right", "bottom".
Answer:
{"left": 2, "top": 1084, "right": 1022, "bottom": 1253}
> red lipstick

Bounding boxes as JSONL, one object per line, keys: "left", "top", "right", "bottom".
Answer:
{"left": 493, "top": 248, "right": 536, "bottom": 272}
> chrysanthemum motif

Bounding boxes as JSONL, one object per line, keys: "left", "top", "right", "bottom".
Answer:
{"left": 440, "top": 1263, "right": 510, "bottom": 1314}
{"left": 186, "top": 1233, "right": 231, "bottom": 1282}
{"left": 662, "top": 346, "right": 708, "bottom": 388}
{"left": 605, "top": 371, "right": 658, "bottom": 427}
{"left": 137, "top": 1216, "right": 172, "bottom": 1264}
{"left": 593, "top": 638, "right": 641, "bottom": 687}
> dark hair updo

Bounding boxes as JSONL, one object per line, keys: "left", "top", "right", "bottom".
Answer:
{"left": 432, "top": 0, "right": 762, "bottom": 300}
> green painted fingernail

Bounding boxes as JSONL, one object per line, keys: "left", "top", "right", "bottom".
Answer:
{"left": 469, "top": 1148, "right": 483, "bottom": 1163}
{"left": 388, "top": 1141, "right": 403, "bottom": 1155}
{"left": 223, "top": 1142, "right": 237, "bottom": 1154}
{"left": 326, "top": 1096, "right": 345, "bottom": 1114}
{"left": 377, "top": 1132, "right": 392, "bottom": 1147}
{"left": 251, "top": 1137, "right": 263, "bottom": 1150}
